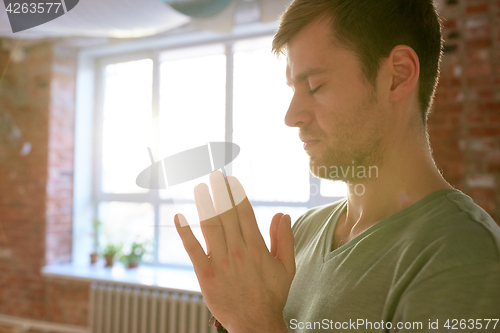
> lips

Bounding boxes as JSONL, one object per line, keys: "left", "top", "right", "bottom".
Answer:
{"left": 302, "top": 139, "right": 320, "bottom": 150}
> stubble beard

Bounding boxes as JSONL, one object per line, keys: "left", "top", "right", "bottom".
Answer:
{"left": 306, "top": 91, "right": 385, "bottom": 183}
{"left": 308, "top": 136, "right": 384, "bottom": 183}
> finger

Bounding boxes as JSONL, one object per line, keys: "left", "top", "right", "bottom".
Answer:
{"left": 226, "top": 176, "right": 267, "bottom": 249}
{"left": 194, "top": 183, "right": 225, "bottom": 256}
{"left": 276, "top": 214, "right": 295, "bottom": 275}
{"left": 174, "top": 214, "right": 209, "bottom": 269}
{"left": 209, "top": 171, "right": 243, "bottom": 247}
{"left": 270, "top": 213, "right": 284, "bottom": 257}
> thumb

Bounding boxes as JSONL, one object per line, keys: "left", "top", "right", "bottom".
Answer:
{"left": 276, "top": 214, "right": 295, "bottom": 275}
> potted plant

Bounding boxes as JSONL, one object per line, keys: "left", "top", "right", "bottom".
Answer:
{"left": 121, "top": 241, "right": 148, "bottom": 269}
{"left": 90, "top": 218, "right": 102, "bottom": 264}
{"left": 102, "top": 243, "right": 122, "bottom": 267}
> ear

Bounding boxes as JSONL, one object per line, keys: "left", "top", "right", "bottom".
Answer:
{"left": 387, "top": 45, "right": 419, "bottom": 102}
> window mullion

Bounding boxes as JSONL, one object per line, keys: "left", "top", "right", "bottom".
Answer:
{"left": 225, "top": 44, "right": 234, "bottom": 176}
{"left": 94, "top": 62, "right": 106, "bottom": 206}
{"left": 92, "top": 61, "right": 107, "bottom": 240}
{"left": 152, "top": 51, "right": 161, "bottom": 264}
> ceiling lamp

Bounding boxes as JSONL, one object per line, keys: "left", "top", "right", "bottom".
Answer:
{"left": 161, "top": 0, "right": 233, "bottom": 18}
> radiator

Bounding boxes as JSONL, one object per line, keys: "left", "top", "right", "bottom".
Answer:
{"left": 89, "top": 282, "right": 218, "bottom": 333}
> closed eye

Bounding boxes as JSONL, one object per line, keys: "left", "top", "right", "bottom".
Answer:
{"left": 309, "top": 85, "right": 322, "bottom": 95}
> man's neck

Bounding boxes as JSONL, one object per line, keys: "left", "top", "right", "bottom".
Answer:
{"left": 337, "top": 131, "right": 452, "bottom": 243}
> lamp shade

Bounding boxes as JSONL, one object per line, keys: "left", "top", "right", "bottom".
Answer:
{"left": 162, "top": 0, "right": 232, "bottom": 18}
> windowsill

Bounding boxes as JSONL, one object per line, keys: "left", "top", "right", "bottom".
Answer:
{"left": 41, "top": 262, "right": 201, "bottom": 294}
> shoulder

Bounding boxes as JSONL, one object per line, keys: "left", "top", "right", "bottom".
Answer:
{"left": 410, "top": 189, "right": 500, "bottom": 255}
{"left": 292, "top": 199, "right": 345, "bottom": 248}
{"left": 398, "top": 189, "right": 500, "bottom": 279}
{"left": 444, "top": 190, "right": 499, "bottom": 235}
{"left": 385, "top": 191, "right": 500, "bottom": 318}
{"left": 292, "top": 198, "right": 345, "bottom": 232}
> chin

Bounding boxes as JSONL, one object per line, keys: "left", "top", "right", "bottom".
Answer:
{"left": 309, "top": 159, "right": 329, "bottom": 179}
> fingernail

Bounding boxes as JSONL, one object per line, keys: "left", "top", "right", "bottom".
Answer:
{"left": 209, "top": 171, "right": 233, "bottom": 215}
{"left": 227, "top": 176, "right": 247, "bottom": 206}
{"left": 176, "top": 214, "right": 189, "bottom": 227}
{"left": 194, "top": 183, "right": 217, "bottom": 221}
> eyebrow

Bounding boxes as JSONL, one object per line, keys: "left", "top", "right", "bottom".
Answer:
{"left": 286, "top": 68, "right": 330, "bottom": 87}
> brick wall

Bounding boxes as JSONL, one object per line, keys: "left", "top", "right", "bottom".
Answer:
{"left": 0, "top": 41, "right": 52, "bottom": 319}
{"left": 0, "top": 40, "right": 89, "bottom": 326}
{"left": 429, "top": 0, "right": 500, "bottom": 223}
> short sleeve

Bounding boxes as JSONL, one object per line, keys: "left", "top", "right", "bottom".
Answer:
{"left": 391, "top": 262, "right": 500, "bottom": 332}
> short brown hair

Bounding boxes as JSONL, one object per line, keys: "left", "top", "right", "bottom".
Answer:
{"left": 273, "top": 0, "right": 443, "bottom": 124}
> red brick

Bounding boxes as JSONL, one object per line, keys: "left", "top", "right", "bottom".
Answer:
{"left": 467, "top": 75, "right": 500, "bottom": 87}
{"left": 486, "top": 150, "right": 500, "bottom": 162}
{"left": 470, "top": 127, "right": 500, "bottom": 137}
{"left": 478, "top": 102, "right": 500, "bottom": 112}
{"left": 464, "top": 62, "right": 493, "bottom": 76}
{"left": 435, "top": 88, "right": 464, "bottom": 102}
{"left": 468, "top": 138, "right": 498, "bottom": 151}
{"left": 443, "top": 19, "right": 458, "bottom": 30}
{"left": 446, "top": 161, "right": 466, "bottom": 178}
{"left": 489, "top": 114, "right": 500, "bottom": 123}
{"left": 468, "top": 114, "right": 485, "bottom": 123}
{"left": 476, "top": 89, "right": 494, "bottom": 99}
{"left": 434, "top": 103, "right": 464, "bottom": 114}
{"left": 466, "top": 3, "right": 489, "bottom": 14}
{"left": 469, "top": 188, "right": 496, "bottom": 198}
{"left": 466, "top": 39, "right": 492, "bottom": 48}
{"left": 466, "top": 49, "right": 490, "bottom": 63}
{"left": 487, "top": 163, "right": 500, "bottom": 172}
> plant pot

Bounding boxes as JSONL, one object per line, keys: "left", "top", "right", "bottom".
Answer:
{"left": 104, "top": 254, "right": 115, "bottom": 267}
{"left": 128, "top": 262, "right": 139, "bottom": 269}
{"left": 90, "top": 252, "right": 99, "bottom": 264}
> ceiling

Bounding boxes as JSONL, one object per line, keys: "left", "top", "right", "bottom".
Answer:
{"left": 0, "top": 0, "right": 291, "bottom": 39}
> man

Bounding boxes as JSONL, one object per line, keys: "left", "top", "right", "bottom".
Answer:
{"left": 175, "top": 0, "right": 500, "bottom": 332}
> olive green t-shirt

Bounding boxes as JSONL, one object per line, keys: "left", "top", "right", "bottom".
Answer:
{"left": 284, "top": 189, "right": 500, "bottom": 332}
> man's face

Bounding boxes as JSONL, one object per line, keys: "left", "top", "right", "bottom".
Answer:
{"left": 285, "top": 18, "right": 388, "bottom": 181}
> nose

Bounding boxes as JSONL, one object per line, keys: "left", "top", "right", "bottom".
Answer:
{"left": 284, "top": 92, "right": 313, "bottom": 127}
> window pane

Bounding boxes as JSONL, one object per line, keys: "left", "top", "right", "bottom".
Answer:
{"left": 159, "top": 48, "right": 226, "bottom": 200}
{"left": 233, "top": 37, "right": 310, "bottom": 202}
{"left": 158, "top": 204, "right": 309, "bottom": 267}
{"left": 101, "top": 59, "right": 153, "bottom": 194}
{"left": 320, "top": 179, "right": 347, "bottom": 197}
{"left": 158, "top": 203, "right": 205, "bottom": 267}
{"left": 98, "top": 202, "right": 155, "bottom": 262}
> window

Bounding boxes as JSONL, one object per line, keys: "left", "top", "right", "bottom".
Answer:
{"left": 94, "top": 34, "right": 346, "bottom": 268}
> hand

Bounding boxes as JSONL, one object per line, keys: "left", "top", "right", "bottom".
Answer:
{"left": 174, "top": 171, "right": 295, "bottom": 333}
